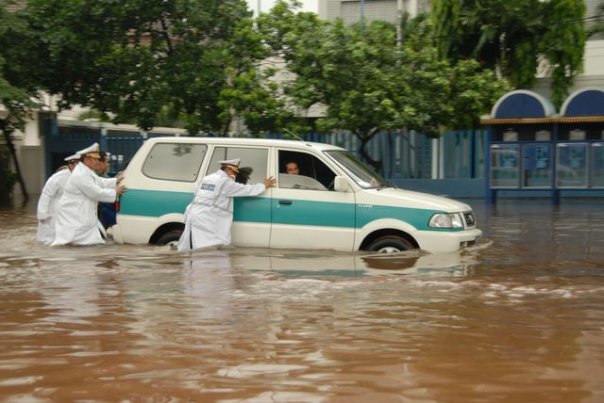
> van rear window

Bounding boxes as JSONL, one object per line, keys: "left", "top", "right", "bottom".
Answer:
{"left": 142, "top": 143, "right": 207, "bottom": 182}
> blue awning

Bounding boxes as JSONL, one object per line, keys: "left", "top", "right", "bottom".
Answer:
{"left": 490, "top": 90, "right": 556, "bottom": 119}
{"left": 560, "top": 88, "right": 604, "bottom": 117}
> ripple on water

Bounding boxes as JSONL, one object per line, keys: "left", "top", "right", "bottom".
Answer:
{"left": 1, "top": 202, "right": 604, "bottom": 401}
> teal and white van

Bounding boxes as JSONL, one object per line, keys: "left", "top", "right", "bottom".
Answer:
{"left": 112, "top": 137, "right": 482, "bottom": 253}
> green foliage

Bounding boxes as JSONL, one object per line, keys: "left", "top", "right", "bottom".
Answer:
{"left": 447, "top": 59, "right": 511, "bottom": 131}
{"left": 22, "top": 0, "right": 281, "bottom": 135}
{"left": 257, "top": 5, "right": 509, "bottom": 169}
{"left": 432, "top": 0, "right": 586, "bottom": 107}
{"left": 0, "top": 1, "right": 38, "bottom": 203}
{"left": 261, "top": 6, "right": 508, "bottom": 136}
{"left": 0, "top": 0, "right": 39, "bottom": 128}
{"left": 5, "top": 0, "right": 509, "bottom": 162}
{"left": 541, "top": 0, "right": 586, "bottom": 106}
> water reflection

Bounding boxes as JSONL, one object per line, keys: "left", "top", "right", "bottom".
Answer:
{"left": 1, "top": 199, "right": 604, "bottom": 401}
{"left": 222, "top": 247, "right": 483, "bottom": 278}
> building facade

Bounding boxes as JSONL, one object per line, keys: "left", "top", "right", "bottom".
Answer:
{"left": 319, "top": 0, "right": 431, "bottom": 22}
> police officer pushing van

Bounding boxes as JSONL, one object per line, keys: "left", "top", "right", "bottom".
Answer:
{"left": 176, "top": 159, "right": 276, "bottom": 251}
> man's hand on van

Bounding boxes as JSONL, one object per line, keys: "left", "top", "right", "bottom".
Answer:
{"left": 116, "top": 184, "right": 127, "bottom": 196}
{"left": 116, "top": 172, "right": 125, "bottom": 184}
{"left": 264, "top": 176, "right": 276, "bottom": 189}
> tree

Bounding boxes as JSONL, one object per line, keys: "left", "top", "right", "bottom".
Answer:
{"left": 22, "top": 0, "right": 296, "bottom": 136}
{"left": 0, "top": 0, "right": 41, "bottom": 203}
{"left": 432, "top": 0, "right": 586, "bottom": 107}
{"left": 260, "top": 3, "right": 508, "bottom": 171}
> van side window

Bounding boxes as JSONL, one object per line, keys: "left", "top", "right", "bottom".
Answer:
{"left": 208, "top": 147, "right": 268, "bottom": 184}
{"left": 278, "top": 150, "right": 336, "bottom": 191}
{"left": 142, "top": 143, "right": 207, "bottom": 182}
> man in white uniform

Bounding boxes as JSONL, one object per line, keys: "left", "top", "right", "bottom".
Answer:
{"left": 36, "top": 153, "right": 80, "bottom": 244}
{"left": 177, "top": 159, "right": 276, "bottom": 251}
{"left": 96, "top": 151, "right": 119, "bottom": 230}
{"left": 51, "top": 143, "right": 127, "bottom": 246}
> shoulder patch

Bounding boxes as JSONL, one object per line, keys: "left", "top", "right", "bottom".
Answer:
{"left": 200, "top": 183, "right": 216, "bottom": 191}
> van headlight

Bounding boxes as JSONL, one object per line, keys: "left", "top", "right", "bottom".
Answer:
{"left": 429, "top": 213, "right": 464, "bottom": 229}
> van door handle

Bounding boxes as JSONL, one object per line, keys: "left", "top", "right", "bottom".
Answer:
{"left": 278, "top": 199, "right": 293, "bottom": 205}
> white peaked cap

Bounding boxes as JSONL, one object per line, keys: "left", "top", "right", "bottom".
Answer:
{"left": 64, "top": 153, "right": 80, "bottom": 162}
{"left": 218, "top": 158, "right": 241, "bottom": 167}
{"left": 219, "top": 158, "right": 241, "bottom": 172}
{"left": 219, "top": 158, "right": 241, "bottom": 167}
{"left": 77, "top": 142, "right": 100, "bottom": 156}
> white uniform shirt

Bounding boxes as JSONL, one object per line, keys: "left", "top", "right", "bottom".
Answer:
{"left": 36, "top": 168, "right": 71, "bottom": 244}
{"left": 177, "top": 169, "right": 267, "bottom": 251}
{"left": 51, "top": 163, "right": 117, "bottom": 246}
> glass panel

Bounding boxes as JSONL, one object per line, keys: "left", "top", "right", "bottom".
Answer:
{"left": 591, "top": 143, "right": 604, "bottom": 188}
{"left": 489, "top": 144, "right": 520, "bottom": 188}
{"left": 556, "top": 143, "right": 588, "bottom": 188}
{"left": 522, "top": 144, "right": 552, "bottom": 188}
{"left": 208, "top": 147, "right": 268, "bottom": 185}
{"left": 142, "top": 143, "right": 207, "bottom": 182}
{"left": 324, "top": 150, "right": 387, "bottom": 189}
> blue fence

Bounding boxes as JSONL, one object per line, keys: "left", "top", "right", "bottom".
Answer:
{"left": 44, "top": 118, "right": 485, "bottom": 180}
{"left": 443, "top": 129, "right": 485, "bottom": 179}
{"left": 299, "top": 129, "right": 484, "bottom": 180}
{"left": 44, "top": 120, "right": 180, "bottom": 176}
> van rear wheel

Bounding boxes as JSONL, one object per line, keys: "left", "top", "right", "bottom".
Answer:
{"left": 155, "top": 229, "right": 183, "bottom": 246}
{"left": 366, "top": 235, "right": 415, "bottom": 253}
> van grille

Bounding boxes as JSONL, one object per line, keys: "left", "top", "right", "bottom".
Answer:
{"left": 463, "top": 211, "right": 475, "bottom": 227}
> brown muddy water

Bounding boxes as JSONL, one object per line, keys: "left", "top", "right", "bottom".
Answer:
{"left": 1, "top": 198, "right": 604, "bottom": 402}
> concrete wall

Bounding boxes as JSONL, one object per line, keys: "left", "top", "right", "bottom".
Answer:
{"left": 16, "top": 144, "right": 44, "bottom": 198}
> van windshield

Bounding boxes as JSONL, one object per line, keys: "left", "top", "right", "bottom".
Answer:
{"left": 324, "top": 150, "right": 389, "bottom": 189}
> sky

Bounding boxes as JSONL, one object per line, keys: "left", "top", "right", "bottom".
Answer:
{"left": 246, "top": 0, "right": 319, "bottom": 16}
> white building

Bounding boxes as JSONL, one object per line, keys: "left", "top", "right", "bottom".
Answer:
{"left": 319, "top": 0, "right": 431, "bottom": 22}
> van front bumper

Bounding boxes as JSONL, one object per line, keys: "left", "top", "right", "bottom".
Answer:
{"left": 416, "top": 228, "right": 483, "bottom": 254}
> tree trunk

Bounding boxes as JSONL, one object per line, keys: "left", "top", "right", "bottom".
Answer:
{"left": 358, "top": 134, "right": 382, "bottom": 174}
{"left": 0, "top": 119, "right": 29, "bottom": 204}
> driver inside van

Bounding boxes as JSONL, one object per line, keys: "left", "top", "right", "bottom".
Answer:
{"left": 176, "top": 159, "right": 276, "bottom": 251}
{"left": 285, "top": 161, "right": 300, "bottom": 175}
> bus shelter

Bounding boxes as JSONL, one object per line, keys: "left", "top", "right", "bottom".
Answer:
{"left": 481, "top": 89, "right": 604, "bottom": 204}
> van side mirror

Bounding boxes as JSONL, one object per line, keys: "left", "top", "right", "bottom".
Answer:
{"left": 334, "top": 176, "right": 351, "bottom": 192}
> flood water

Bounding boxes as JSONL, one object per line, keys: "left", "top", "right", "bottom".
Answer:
{"left": 1, "top": 198, "right": 604, "bottom": 402}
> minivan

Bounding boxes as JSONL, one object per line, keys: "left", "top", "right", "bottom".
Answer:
{"left": 112, "top": 137, "right": 482, "bottom": 253}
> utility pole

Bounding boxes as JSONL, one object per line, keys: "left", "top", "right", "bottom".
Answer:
{"left": 360, "top": 0, "right": 365, "bottom": 21}
{"left": 396, "top": 0, "right": 404, "bottom": 46}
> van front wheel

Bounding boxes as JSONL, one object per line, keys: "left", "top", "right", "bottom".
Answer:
{"left": 155, "top": 229, "right": 183, "bottom": 246}
{"left": 366, "top": 235, "right": 415, "bottom": 253}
